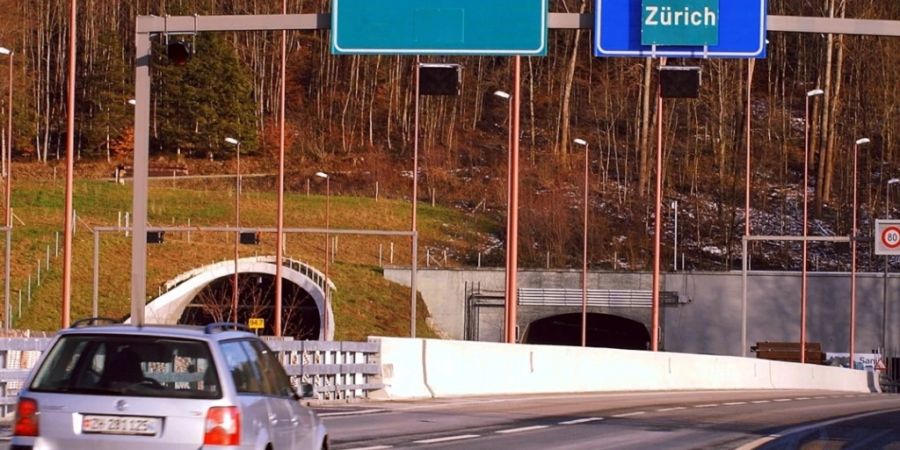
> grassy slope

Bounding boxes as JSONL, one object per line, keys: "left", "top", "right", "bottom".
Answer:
{"left": 9, "top": 174, "right": 498, "bottom": 340}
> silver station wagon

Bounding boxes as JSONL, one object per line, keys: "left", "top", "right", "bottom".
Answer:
{"left": 11, "top": 320, "right": 328, "bottom": 450}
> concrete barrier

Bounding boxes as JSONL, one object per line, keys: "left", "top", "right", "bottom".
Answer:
{"left": 368, "top": 337, "right": 873, "bottom": 400}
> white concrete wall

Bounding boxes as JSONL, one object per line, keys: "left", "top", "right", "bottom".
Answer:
{"left": 369, "top": 337, "right": 873, "bottom": 400}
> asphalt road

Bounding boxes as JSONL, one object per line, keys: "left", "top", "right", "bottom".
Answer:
{"left": 318, "top": 390, "right": 900, "bottom": 450}
{"left": 3, "top": 390, "right": 898, "bottom": 449}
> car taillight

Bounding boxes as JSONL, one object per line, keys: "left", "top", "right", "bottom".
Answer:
{"left": 14, "top": 397, "right": 39, "bottom": 437}
{"left": 204, "top": 406, "right": 240, "bottom": 446}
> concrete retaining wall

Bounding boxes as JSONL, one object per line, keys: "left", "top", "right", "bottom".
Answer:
{"left": 369, "top": 337, "right": 874, "bottom": 400}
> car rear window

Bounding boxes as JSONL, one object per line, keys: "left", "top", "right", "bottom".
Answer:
{"left": 29, "top": 334, "right": 222, "bottom": 399}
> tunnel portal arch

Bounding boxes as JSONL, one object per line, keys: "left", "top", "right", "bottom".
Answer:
{"left": 139, "top": 257, "right": 334, "bottom": 340}
{"left": 521, "top": 313, "right": 650, "bottom": 350}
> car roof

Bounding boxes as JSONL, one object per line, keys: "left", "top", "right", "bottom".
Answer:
{"left": 55, "top": 323, "right": 258, "bottom": 342}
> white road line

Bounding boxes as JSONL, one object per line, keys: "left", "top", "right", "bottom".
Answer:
{"left": 560, "top": 417, "right": 604, "bottom": 425}
{"left": 813, "top": 396, "right": 826, "bottom": 399}
{"left": 657, "top": 407, "right": 687, "bottom": 412}
{"left": 694, "top": 404, "right": 719, "bottom": 408}
{"left": 734, "top": 407, "right": 900, "bottom": 450}
{"left": 319, "top": 409, "right": 388, "bottom": 417}
{"left": 612, "top": 411, "right": 646, "bottom": 418}
{"left": 796, "top": 397, "right": 811, "bottom": 400}
{"left": 724, "top": 401, "right": 747, "bottom": 406}
{"left": 413, "top": 435, "right": 480, "bottom": 444}
{"left": 496, "top": 425, "right": 549, "bottom": 434}
{"left": 774, "top": 398, "right": 792, "bottom": 402}
{"left": 345, "top": 446, "right": 393, "bottom": 450}
{"left": 844, "top": 395, "right": 856, "bottom": 398}
{"left": 751, "top": 400, "right": 771, "bottom": 404}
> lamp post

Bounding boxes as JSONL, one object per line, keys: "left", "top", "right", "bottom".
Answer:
{"left": 850, "top": 137, "right": 870, "bottom": 369}
{"left": 885, "top": 177, "right": 900, "bottom": 357}
{"left": 494, "top": 69, "right": 521, "bottom": 345}
{"left": 316, "top": 172, "right": 330, "bottom": 341}
{"left": 61, "top": 0, "right": 77, "bottom": 328}
{"left": 574, "top": 138, "right": 589, "bottom": 347}
{"left": 225, "top": 137, "right": 240, "bottom": 325}
{"left": 0, "top": 46, "right": 11, "bottom": 227}
{"left": 0, "top": 47, "right": 11, "bottom": 332}
{"left": 801, "top": 88, "right": 824, "bottom": 364}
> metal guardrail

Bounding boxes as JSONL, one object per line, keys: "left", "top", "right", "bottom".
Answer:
{"left": 0, "top": 337, "right": 381, "bottom": 416}
{"left": 518, "top": 288, "right": 680, "bottom": 308}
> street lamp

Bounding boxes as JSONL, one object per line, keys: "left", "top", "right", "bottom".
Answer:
{"left": 225, "top": 137, "right": 241, "bottom": 325}
{"left": 574, "top": 138, "right": 589, "bottom": 347}
{"left": 494, "top": 79, "right": 521, "bottom": 344}
{"left": 0, "top": 46, "right": 11, "bottom": 332}
{"left": 801, "top": 87, "right": 824, "bottom": 364}
{"left": 0, "top": 46, "right": 11, "bottom": 227}
{"left": 850, "top": 137, "right": 870, "bottom": 369}
{"left": 316, "top": 171, "right": 330, "bottom": 340}
{"left": 884, "top": 177, "right": 900, "bottom": 357}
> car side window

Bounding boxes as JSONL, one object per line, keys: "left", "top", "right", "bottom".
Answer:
{"left": 220, "top": 341, "right": 263, "bottom": 394}
{"left": 248, "top": 340, "right": 295, "bottom": 398}
{"left": 237, "top": 340, "right": 278, "bottom": 396}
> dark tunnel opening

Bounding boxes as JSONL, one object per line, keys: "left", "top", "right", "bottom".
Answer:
{"left": 178, "top": 273, "right": 321, "bottom": 339}
{"left": 521, "top": 313, "right": 650, "bottom": 350}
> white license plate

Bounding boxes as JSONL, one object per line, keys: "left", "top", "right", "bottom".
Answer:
{"left": 82, "top": 415, "right": 161, "bottom": 436}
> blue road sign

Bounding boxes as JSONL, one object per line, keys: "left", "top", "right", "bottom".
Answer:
{"left": 595, "top": 0, "right": 766, "bottom": 59}
{"left": 331, "top": 0, "right": 547, "bottom": 56}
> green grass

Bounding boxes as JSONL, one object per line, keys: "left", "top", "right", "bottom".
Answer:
{"left": 9, "top": 176, "right": 500, "bottom": 340}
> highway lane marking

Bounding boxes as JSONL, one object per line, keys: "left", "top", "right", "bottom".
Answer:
{"left": 813, "top": 396, "right": 826, "bottom": 399}
{"left": 751, "top": 400, "right": 770, "bottom": 404}
{"left": 656, "top": 407, "right": 687, "bottom": 412}
{"left": 496, "top": 425, "right": 550, "bottom": 434}
{"left": 796, "top": 397, "right": 810, "bottom": 400}
{"left": 694, "top": 404, "right": 719, "bottom": 408}
{"left": 319, "top": 409, "right": 388, "bottom": 417}
{"left": 773, "top": 398, "right": 792, "bottom": 402}
{"left": 345, "top": 446, "right": 393, "bottom": 450}
{"left": 724, "top": 402, "right": 747, "bottom": 406}
{"left": 413, "top": 434, "right": 480, "bottom": 444}
{"left": 612, "top": 411, "right": 646, "bottom": 417}
{"left": 734, "top": 407, "right": 900, "bottom": 450}
{"left": 559, "top": 417, "right": 604, "bottom": 425}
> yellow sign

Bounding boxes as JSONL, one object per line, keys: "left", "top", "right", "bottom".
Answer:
{"left": 248, "top": 318, "right": 264, "bottom": 329}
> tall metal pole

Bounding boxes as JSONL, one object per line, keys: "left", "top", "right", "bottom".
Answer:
{"left": 323, "top": 176, "right": 330, "bottom": 340}
{"left": 575, "top": 139, "right": 589, "bottom": 347}
{"left": 131, "top": 32, "right": 150, "bottom": 327}
{"left": 885, "top": 179, "right": 898, "bottom": 356}
{"left": 274, "top": 0, "right": 287, "bottom": 337}
{"left": 2, "top": 50, "right": 10, "bottom": 331}
{"left": 850, "top": 138, "right": 868, "bottom": 368}
{"left": 801, "top": 89, "right": 823, "bottom": 364}
{"left": 61, "top": 0, "right": 77, "bottom": 329}
{"left": 231, "top": 140, "right": 241, "bottom": 325}
{"left": 651, "top": 59, "right": 665, "bottom": 351}
{"left": 741, "top": 59, "right": 755, "bottom": 357}
{"left": 504, "top": 56, "right": 521, "bottom": 344}
{"left": 5, "top": 50, "right": 12, "bottom": 227}
{"left": 93, "top": 229, "right": 99, "bottom": 318}
{"left": 411, "top": 58, "right": 420, "bottom": 338}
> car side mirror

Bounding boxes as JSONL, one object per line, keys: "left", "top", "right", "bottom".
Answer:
{"left": 299, "top": 382, "right": 315, "bottom": 399}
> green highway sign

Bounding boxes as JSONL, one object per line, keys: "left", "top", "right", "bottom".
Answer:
{"left": 331, "top": 0, "right": 547, "bottom": 56}
{"left": 641, "top": 0, "right": 719, "bottom": 46}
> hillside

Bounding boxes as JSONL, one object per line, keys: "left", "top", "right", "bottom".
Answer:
{"left": 8, "top": 161, "right": 499, "bottom": 338}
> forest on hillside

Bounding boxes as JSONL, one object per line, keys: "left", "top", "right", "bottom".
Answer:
{"left": 0, "top": 0, "right": 898, "bottom": 272}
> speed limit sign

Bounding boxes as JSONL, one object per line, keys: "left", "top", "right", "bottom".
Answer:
{"left": 875, "top": 220, "right": 900, "bottom": 255}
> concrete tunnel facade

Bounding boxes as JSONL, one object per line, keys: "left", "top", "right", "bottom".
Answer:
{"left": 137, "top": 256, "right": 334, "bottom": 340}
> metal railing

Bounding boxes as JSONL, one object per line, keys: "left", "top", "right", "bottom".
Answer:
{"left": 518, "top": 288, "right": 680, "bottom": 308}
{"left": 0, "top": 337, "right": 381, "bottom": 416}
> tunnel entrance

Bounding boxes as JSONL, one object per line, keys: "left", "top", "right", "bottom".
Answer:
{"left": 178, "top": 273, "right": 321, "bottom": 339}
{"left": 521, "top": 313, "right": 650, "bottom": 350}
